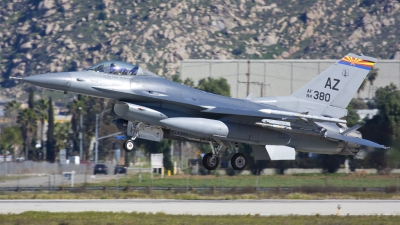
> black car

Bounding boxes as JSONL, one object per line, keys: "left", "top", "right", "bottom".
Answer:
{"left": 93, "top": 164, "right": 108, "bottom": 175}
{"left": 114, "top": 165, "right": 127, "bottom": 175}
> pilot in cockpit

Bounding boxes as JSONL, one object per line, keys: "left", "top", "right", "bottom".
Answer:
{"left": 110, "top": 63, "right": 118, "bottom": 74}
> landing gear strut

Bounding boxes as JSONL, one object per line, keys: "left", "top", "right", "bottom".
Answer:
{"left": 202, "top": 139, "right": 224, "bottom": 170}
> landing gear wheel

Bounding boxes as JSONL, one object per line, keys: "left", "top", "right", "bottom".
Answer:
{"left": 123, "top": 140, "right": 135, "bottom": 152}
{"left": 231, "top": 153, "right": 248, "bottom": 170}
{"left": 202, "top": 153, "right": 219, "bottom": 170}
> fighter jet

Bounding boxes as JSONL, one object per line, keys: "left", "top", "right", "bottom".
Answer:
{"left": 18, "top": 53, "right": 387, "bottom": 170}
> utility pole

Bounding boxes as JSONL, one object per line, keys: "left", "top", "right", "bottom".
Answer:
{"left": 238, "top": 60, "right": 270, "bottom": 98}
{"left": 79, "top": 107, "right": 83, "bottom": 160}
{"left": 246, "top": 60, "right": 250, "bottom": 96}
{"left": 95, "top": 108, "right": 111, "bottom": 164}
{"left": 95, "top": 114, "right": 98, "bottom": 163}
{"left": 260, "top": 82, "right": 264, "bottom": 97}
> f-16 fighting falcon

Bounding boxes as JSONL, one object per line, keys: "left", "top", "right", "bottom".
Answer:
{"left": 17, "top": 53, "right": 387, "bottom": 170}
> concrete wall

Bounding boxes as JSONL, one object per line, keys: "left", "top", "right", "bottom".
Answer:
{"left": 181, "top": 59, "right": 400, "bottom": 99}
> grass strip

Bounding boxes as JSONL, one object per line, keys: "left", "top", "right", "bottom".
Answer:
{"left": 86, "top": 173, "right": 400, "bottom": 188}
{"left": 0, "top": 191, "right": 399, "bottom": 200}
{"left": 1, "top": 212, "right": 400, "bottom": 225}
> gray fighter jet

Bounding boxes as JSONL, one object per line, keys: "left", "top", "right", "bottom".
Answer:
{"left": 18, "top": 53, "right": 387, "bottom": 170}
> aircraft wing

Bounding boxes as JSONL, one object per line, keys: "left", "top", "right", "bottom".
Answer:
{"left": 200, "top": 107, "right": 281, "bottom": 119}
{"left": 201, "top": 106, "right": 347, "bottom": 124}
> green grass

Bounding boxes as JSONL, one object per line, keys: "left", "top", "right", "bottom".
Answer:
{"left": 86, "top": 172, "right": 400, "bottom": 189}
{"left": 1, "top": 212, "right": 400, "bottom": 225}
{"left": 0, "top": 190, "right": 400, "bottom": 200}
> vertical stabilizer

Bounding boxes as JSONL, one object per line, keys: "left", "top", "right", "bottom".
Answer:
{"left": 291, "top": 53, "right": 377, "bottom": 109}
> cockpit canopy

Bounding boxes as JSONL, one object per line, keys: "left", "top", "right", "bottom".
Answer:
{"left": 84, "top": 61, "right": 156, "bottom": 76}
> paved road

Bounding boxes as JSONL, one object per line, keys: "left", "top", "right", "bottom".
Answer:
{"left": 1, "top": 199, "right": 400, "bottom": 215}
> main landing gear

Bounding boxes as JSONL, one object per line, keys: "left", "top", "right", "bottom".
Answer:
{"left": 202, "top": 141, "right": 248, "bottom": 171}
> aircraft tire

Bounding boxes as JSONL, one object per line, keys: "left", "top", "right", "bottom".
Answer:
{"left": 202, "top": 153, "right": 219, "bottom": 170}
{"left": 123, "top": 140, "right": 135, "bottom": 152}
{"left": 231, "top": 153, "right": 247, "bottom": 170}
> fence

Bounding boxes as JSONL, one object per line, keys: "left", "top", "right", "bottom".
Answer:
{"left": 0, "top": 161, "right": 94, "bottom": 176}
{"left": 0, "top": 186, "right": 393, "bottom": 194}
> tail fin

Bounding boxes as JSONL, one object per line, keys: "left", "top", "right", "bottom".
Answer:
{"left": 291, "top": 53, "right": 377, "bottom": 109}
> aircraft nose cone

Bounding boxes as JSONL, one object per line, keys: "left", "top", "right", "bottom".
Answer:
{"left": 23, "top": 72, "right": 71, "bottom": 91}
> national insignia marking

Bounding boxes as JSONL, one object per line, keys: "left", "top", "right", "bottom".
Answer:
{"left": 342, "top": 69, "right": 349, "bottom": 77}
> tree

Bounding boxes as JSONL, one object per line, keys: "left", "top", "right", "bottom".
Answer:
{"left": 4, "top": 100, "right": 21, "bottom": 124}
{"left": 358, "top": 68, "right": 379, "bottom": 96}
{"left": 82, "top": 96, "right": 103, "bottom": 160}
{"left": 46, "top": 97, "right": 56, "bottom": 162}
{"left": 27, "top": 87, "right": 38, "bottom": 151}
{"left": 67, "top": 95, "right": 109, "bottom": 161}
{"left": 35, "top": 98, "right": 48, "bottom": 151}
{"left": 135, "top": 139, "right": 174, "bottom": 172}
{"left": 67, "top": 95, "right": 86, "bottom": 156}
{"left": 360, "top": 83, "right": 400, "bottom": 145}
{"left": 197, "top": 77, "right": 231, "bottom": 97}
{"left": 367, "top": 68, "right": 379, "bottom": 98}
{"left": 28, "top": 87, "right": 35, "bottom": 109}
{"left": 359, "top": 83, "right": 400, "bottom": 171}
{"left": 183, "top": 78, "right": 195, "bottom": 87}
{"left": 171, "top": 74, "right": 182, "bottom": 84}
{"left": 318, "top": 154, "right": 344, "bottom": 173}
{"left": 54, "top": 122, "right": 71, "bottom": 151}
{"left": 17, "top": 108, "right": 37, "bottom": 159}
{"left": 346, "top": 104, "right": 360, "bottom": 127}
{"left": 349, "top": 98, "right": 368, "bottom": 109}
{"left": 0, "top": 126, "right": 22, "bottom": 155}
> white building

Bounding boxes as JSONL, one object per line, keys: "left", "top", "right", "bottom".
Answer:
{"left": 181, "top": 59, "right": 400, "bottom": 99}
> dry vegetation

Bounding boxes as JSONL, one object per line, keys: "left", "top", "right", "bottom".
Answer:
{"left": 1, "top": 212, "right": 400, "bottom": 225}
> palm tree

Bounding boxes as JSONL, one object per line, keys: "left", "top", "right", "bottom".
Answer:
{"left": 4, "top": 100, "right": 22, "bottom": 124}
{"left": 67, "top": 96, "right": 86, "bottom": 155}
{"left": 17, "top": 108, "right": 37, "bottom": 159}
{"left": 35, "top": 98, "right": 48, "bottom": 151}
{"left": 368, "top": 68, "right": 379, "bottom": 99}
{"left": 358, "top": 79, "right": 367, "bottom": 95}
{"left": 54, "top": 122, "right": 71, "bottom": 151}
{"left": 357, "top": 68, "right": 379, "bottom": 99}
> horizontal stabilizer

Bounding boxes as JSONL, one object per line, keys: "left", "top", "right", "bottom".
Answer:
{"left": 265, "top": 145, "right": 296, "bottom": 160}
{"left": 325, "top": 132, "right": 388, "bottom": 149}
{"left": 341, "top": 124, "right": 361, "bottom": 135}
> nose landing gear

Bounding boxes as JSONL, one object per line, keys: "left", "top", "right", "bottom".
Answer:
{"left": 123, "top": 122, "right": 141, "bottom": 152}
{"left": 123, "top": 139, "right": 135, "bottom": 152}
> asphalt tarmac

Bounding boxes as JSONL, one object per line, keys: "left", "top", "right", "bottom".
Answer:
{"left": 1, "top": 199, "right": 400, "bottom": 215}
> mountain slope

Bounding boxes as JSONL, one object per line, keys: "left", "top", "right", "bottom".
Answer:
{"left": 1, "top": 0, "right": 400, "bottom": 98}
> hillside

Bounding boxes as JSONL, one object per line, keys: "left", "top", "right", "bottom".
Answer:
{"left": 1, "top": 0, "right": 400, "bottom": 99}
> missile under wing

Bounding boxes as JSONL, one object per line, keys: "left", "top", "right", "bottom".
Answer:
{"left": 18, "top": 54, "right": 387, "bottom": 171}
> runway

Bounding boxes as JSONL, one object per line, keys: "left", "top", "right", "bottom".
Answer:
{"left": 1, "top": 199, "right": 400, "bottom": 215}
